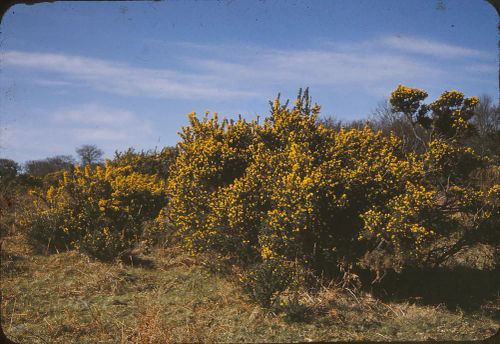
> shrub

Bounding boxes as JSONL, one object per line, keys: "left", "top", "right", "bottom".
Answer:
{"left": 22, "top": 197, "right": 76, "bottom": 253}
{"left": 240, "top": 259, "right": 295, "bottom": 308}
{"left": 168, "top": 90, "right": 425, "bottom": 272}
{"left": 21, "top": 154, "right": 169, "bottom": 260}
{"left": 166, "top": 112, "right": 260, "bottom": 261}
{"left": 167, "top": 87, "right": 498, "bottom": 281}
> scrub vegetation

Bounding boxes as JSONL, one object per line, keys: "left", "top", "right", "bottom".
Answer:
{"left": 1, "top": 85, "right": 498, "bottom": 342}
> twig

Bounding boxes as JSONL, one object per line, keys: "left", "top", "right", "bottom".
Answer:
{"left": 375, "top": 332, "right": 391, "bottom": 340}
{"left": 380, "top": 302, "right": 399, "bottom": 317}
{"left": 43, "top": 318, "right": 54, "bottom": 332}
{"left": 344, "top": 288, "right": 360, "bottom": 304}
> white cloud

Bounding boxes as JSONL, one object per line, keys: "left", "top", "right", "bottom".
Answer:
{"left": 193, "top": 35, "right": 489, "bottom": 85}
{"left": 2, "top": 50, "right": 256, "bottom": 100}
{"left": 2, "top": 35, "right": 489, "bottom": 103}
{"left": 190, "top": 46, "right": 442, "bottom": 91}
{"left": 381, "top": 35, "right": 488, "bottom": 59}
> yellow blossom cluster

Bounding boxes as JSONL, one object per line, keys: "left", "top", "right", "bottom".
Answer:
{"left": 390, "top": 85, "right": 479, "bottom": 138}
{"left": 21, "top": 150, "right": 171, "bottom": 259}
{"left": 167, "top": 87, "right": 498, "bottom": 272}
{"left": 390, "top": 84, "right": 428, "bottom": 119}
{"left": 20, "top": 86, "right": 497, "bottom": 272}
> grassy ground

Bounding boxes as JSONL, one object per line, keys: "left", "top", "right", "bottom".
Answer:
{"left": 1, "top": 233, "right": 498, "bottom": 343}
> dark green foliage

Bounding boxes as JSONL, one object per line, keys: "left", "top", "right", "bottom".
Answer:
{"left": 241, "top": 260, "right": 294, "bottom": 308}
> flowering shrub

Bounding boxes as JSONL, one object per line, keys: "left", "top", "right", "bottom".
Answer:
{"left": 168, "top": 87, "right": 498, "bottom": 279}
{"left": 389, "top": 85, "right": 479, "bottom": 139}
{"left": 166, "top": 112, "right": 260, "bottom": 261}
{"left": 386, "top": 86, "right": 498, "bottom": 268}
{"left": 20, "top": 86, "right": 498, "bottom": 279}
{"left": 21, "top": 151, "right": 171, "bottom": 260}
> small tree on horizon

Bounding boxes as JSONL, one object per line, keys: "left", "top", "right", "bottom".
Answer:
{"left": 76, "top": 144, "right": 104, "bottom": 166}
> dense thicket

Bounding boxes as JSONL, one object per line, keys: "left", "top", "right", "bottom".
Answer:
{"left": 167, "top": 86, "right": 499, "bottom": 280}
{"left": 13, "top": 86, "right": 499, "bottom": 296}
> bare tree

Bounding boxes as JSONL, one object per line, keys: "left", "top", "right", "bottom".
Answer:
{"left": 24, "top": 155, "right": 75, "bottom": 177}
{"left": 0, "top": 159, "right": 19, "bottom": 182}
{"left": 370, "top": 98, "right": 430, "bottom": 153}
{"left": 468, "top": 94, "right": 500, "bottom": 158}
{"left": 76, "top": 144, "right": 104, "bottom": 166}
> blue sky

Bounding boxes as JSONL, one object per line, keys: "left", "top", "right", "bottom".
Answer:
{"left": 0, "top": 0, "right": 498, "bottom": 163}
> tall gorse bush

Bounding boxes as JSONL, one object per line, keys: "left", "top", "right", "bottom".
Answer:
{"left": 167, "top": 112, "right": 260, "bottom": 261}
{"left": 168, "top": 87, "right": 499, "bottom": 280}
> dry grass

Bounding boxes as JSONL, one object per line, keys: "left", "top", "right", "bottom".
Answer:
{"left": 1, "top": 233, "right": 498, "bottom": 343}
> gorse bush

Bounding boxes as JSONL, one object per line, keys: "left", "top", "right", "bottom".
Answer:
{"left": 20, "top": 149, "right": 173, "bottom": 260}
{"left": 168, "top": 87, "right": 499, "bottom": 280}
{"left": 19, "top": 86, "right": 498, "bottom": 285}
{"left": 166, "top": 112, "right": 260, "bottom": 261}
